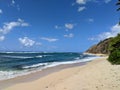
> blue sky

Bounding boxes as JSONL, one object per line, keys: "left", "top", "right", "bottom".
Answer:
{"left": 0, "top": 0, "right": 119, "bottom": 52}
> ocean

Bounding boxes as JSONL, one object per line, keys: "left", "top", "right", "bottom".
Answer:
{"left": 0, "top": 52, "right": 99, "bottom": 80}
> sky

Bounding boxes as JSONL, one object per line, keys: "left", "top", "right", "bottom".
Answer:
{"left": 0, "top": 0, "right": 119, "bottom": 52}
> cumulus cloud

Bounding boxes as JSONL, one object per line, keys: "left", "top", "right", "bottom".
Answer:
{"left": 65, "top": 23, "right": 74, "bottom": 30}
{"left": 76, "top": 0, "right": 96, "bottom": 5}
{"left": 0, "top": 36, "right": 5, "bottom": 41}
{"left": 88, "top": 18, "right": 94, "bottom": 22}
{"left": 0, "top": 19, "right": 29, "bottom": 35}
{"left": 41, "top": 37, "right": 58, "bottom": 42}
{"left": 18, "top": 18, "right": 29, "bottom": 26}
{"left": 0, "top": 9, "right": 3, "bottom": 14}
{"left": 55, "top": 23, "right": 75, "bottom": 30}
{"left": 0, "top": 19, "right": 29, "bottom": 41}
{"left": 76, "top": 0, "right": 111, "bottom": 6}
{"left": 55, "top": 25, "right": 59, "bottom": 29}
{"left": 11, "top": 0, "right": 15, "bottom": 5}
{"left": 76, "top": 0, "right": 87, "bottom": 4}
{"left": 89, "top": 24, "right": 120, "bottom": 41}
{"left": 19, "top": 37, "right": 35, "bottom": 47}
{"left": 78, "top": 6, "right": 86, "bottom": 12}
{"left": 11, "top": 0, "right": 21, "bottom": 11}
{"left": 54, "top": 25, "right": 62, "bottom": 29}
{"left": 64, "top": 33, "right": 74, "bottom": 38}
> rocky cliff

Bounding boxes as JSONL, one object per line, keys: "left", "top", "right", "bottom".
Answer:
{"left": 86, "top": 38, "right": 112, "bottom": 54}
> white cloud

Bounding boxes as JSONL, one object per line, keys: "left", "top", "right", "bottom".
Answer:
{"left": 12, "top": 0, "right": 15, "bottom": 5}
{"left": 104, "top": 0, "right": 111, "bottom": 3}
{"left": 76, "top": 0, "right": 111, "bottom": 5}
{"left": 64, "top": 33, "right": 74, "bottom": 38}
{"left": 18, "top": 18, "right": 29, "bottom": 26}
{"left": 0, "top": 19, "right": 29, "bottom": 35}
{"left": 75, "top": 0, "right": 88, "bottom": 12}
{"left": 55, "top": 25, "right": 59, "bottom": 29}
{"left": 0, "top": 19, "right": 29, "bottom": 42}
{"left": 0, "top": 36, "right": 5, "bottom": 41}
{"left": 0, "top": 9, "right": 3, "bottom": 14}
{"left": 11, "top": 0, "right": 21, "bottom": 11}
{"left": 88, "top": 18, "right": 94, "bottom": 22}
{"left": 89, "top": 24, "right": 120, "bottom": 41}
{"left": 76, "top": 0, "right": 87, "bottom": 4}
{"left": 78, "top": 6, "right": 86, "bottom": 12}
{"left": 54, "top": 25, "right": 62, "bottom": 29}
{"left": 65, "top": 23, "right": 74, "bottom": 30}
{"left": 19, "top": 37, "right": 35, "bottom": 47}
{"left": 55, "top": 24, "right": 75, "bottom": 30}
{"left": 41, "top": 37, "right": 58, "bottom": 42}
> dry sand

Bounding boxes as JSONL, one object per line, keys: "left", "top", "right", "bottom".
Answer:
{"left": 4, "top": 57, "right": 120, "bottom": 90}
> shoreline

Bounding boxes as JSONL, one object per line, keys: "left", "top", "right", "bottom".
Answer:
{"left": 4, "top": 56, "right": 120, "bottom": 90}
{"left": 5, "top": 56, "right": 120, "bottom": 90}
{"left": 0, "top": 60, "right": 88, "bottom": 90}
{"left": 0, "top": 53, "right": 99, "bottom": 81}
{"left": 0, "top": 54, "right": 101, "bottom": 89}
{"left": 83, "top": 52, "right": 108, "bottom": 57}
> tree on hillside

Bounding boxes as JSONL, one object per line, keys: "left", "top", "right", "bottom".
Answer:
{"left": 107, "top": 1, "right": 120, "bottom": 65}
{"left": 108, "top": 34, "right": 120, "bottom": 65}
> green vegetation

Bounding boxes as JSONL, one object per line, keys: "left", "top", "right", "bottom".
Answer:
{"left": 108, "top": 49, "right": 120, "bottom": 65}
{"left": 107, "top": 0, "right": 120, "bottom": 65}
{"left": 108, "top": 34, "right": 120, "bottom": 65}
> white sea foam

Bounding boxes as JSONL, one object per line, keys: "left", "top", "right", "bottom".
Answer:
{"left": 2, "top": 55, "right": 52, "bottom": 59}
{"left": 22, "top": 63, "right": 48, "bottom": 69}
{"left": 0, "top": 56, "right": 101, "bottom": 80}
{"left": 35, "top": 55, "right": 43, "bottom": 58}
{"left": 2, "top": 52, "right": 42, "bottom": 54}
{"left": 0, "top": 70, "right": 27, "bottom": 80}
{"left": 2, "top": 55, "right": 33, "bottom": 59}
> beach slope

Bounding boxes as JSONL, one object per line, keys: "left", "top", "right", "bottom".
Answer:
{"left": 5, "top": 57, "right": 120, "bottom": 90}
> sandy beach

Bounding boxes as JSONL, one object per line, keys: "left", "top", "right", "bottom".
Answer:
{"left": 3, "top": 57, "right": 120, "bottom": 90}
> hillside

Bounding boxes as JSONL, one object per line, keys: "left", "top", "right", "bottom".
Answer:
{"left": 86, "top": 38, "right": 112, "bottom": 54}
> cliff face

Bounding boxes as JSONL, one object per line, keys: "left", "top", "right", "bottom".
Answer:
{"left": 86, "top": 38, "right": 112, "bottom": 54}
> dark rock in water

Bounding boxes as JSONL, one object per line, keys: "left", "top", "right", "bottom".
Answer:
{"left": 86, "top": 38, "right": 112, "bottom": 54}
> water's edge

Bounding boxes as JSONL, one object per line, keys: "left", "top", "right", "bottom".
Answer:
{"left": 0, "top": 52, "right": 102, "bottom": 89}
{"left": 0, "top": 60, "right": 89, "bottom": 90}
{"left": 0, "top": 52, "right": 99, "bottom": 81}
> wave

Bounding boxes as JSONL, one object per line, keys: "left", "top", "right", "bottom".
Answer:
{"left": 1, "top": 54, "right": 53, "bottom": 59}
{"left": 22, "top": 63, "right": 48, "bottom": 69}
{"left": 35, "top": 55, "right": 53, "bottom": 58}
{"left": 2, "top": 55, "right": 34, "bottom": 59}
{"left": 0, "top": 55, "right": 101, "bottom": 80}
{"left": 21, "top": 56, "right": 100, "bottom": 70}
{"left": 0, "top": 52, "right": 43, "bottom": 54}
{"left": 35, "top": 55, "right": 43, "bottom": 58}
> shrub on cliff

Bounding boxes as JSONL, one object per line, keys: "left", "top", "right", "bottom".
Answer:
{"left": 109, "top": 34, "right": 120, "bottom": 52}
{"left": 108, "top": 49, "right": 120, "bottom": 65}
{"left": 108, "top": 34, "right": 120, "bottom": 65}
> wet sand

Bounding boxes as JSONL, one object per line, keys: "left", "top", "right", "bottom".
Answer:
{"left": 0, "top": 61, "right": 86, "bottom": 90}
{"left": 3, "top": 56, "right": 120, "bottom": 90}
